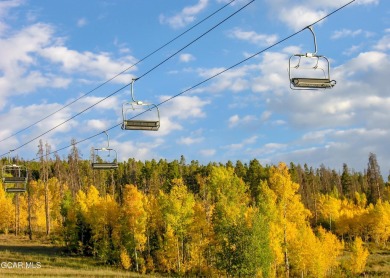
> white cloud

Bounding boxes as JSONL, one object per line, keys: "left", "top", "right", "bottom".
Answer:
{"left": 263, "top": 0, "right": 378, "bottom": 31}
{"left": 179, "top": 53, "right": 195, "bottom": 63}
{"left": 228, "top": 114, "right": 257, "bottom": 128}
{"left": 279, "top": 6, "right": 327, "bottom": 31}
{"left": 39, "top": 46, "right": 136, "bottom": 83}
{"left": 77, "top": 18, "right": 88, "bottom": 27}
{"left": 195, "top": 64, "right": 258, "bottom": 93}
{"left": 0, "top": 14, "right": 136, "bottom": 114}
{"left": 252, "top": 143, "right": 288, "bottom": 156}
{"left": 374, "top": 33, "right": 390, "bottom": 51}
{"left": 228, "top": 114, "right": 239, "bottom": 127}
{"left": 114, "top": 138, "right": 164, "bottom": 162}
{"left": 332, "top": 29, "right": 361, "bottom": 39}
{"left": 228, "top": 28, "right": 278, "bottom": 46}
{"left": 0, "top": 0, "right": 24, "bottom": 34}
{"left": 143, "top": 95, "right": 211, "bottom": 136}
{"left": 0, "top": 102, "right": 78, "bottom": 155}
{"left": 264, "top": 127, "right": 388, "bottom": 171}
{"left": 159, "top": 0, "right": 209, "bottom": 29}
{"left": 85, "top": 119, "right": 108, "bottom": 131}
{"left": 176, "top": 136, "right": 204, "bottom": 145}
{"left": 221, "top": 135, "right": 258, "bottom": 152}
{"left": 200, "top": 149, "right": 216, "bottom": 157}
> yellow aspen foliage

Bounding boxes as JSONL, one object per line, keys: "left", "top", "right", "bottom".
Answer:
{"left": 260, "top": 182, "right": 284, "bottom": 270}
{"left": 289, "top": 224, "right": 317, "bottom": 277}
{"left": 75, "top": 190, "right": 88, "bottom": 214}
{"left": 354, "top": 192, "right": 367, "bottom": 208}
{"left": 346, "top": 236, "right": 369, "bottom": 275}
{"left": 166, "top": 179, "right": 195, "bottom": 237}
{"left": 121, "top": 184, "right": 147, "bottom": 272}
{"left": 187, "top": 201, "right": 214, "bottom": 275}
{"left": 75, "top": 185, "right": 100, "bottom": 216}
{"left": 317, "top": 194, "right": 341, "bottom": 227}
{"left": 164, "top": 179, "right": 195, "bottom": 273}
{"left": 47, "top": 177, "right": 64, "bottom": 233}
{"left": 120, "top": 248, "right": 132, "bottom": 270}
{"left": 370, "top": 200, "right": 390, "bottom": 245}
{"left": 157, "top": 224, "right": 178, "bottom": 273}
{"left": 121, "top": 184, "right": 147, "bottom": 251}
{"left": 263, "top": 163, "right": 311, "bottom": 277}
{"left": 318, "top": 193, "right": 370, "bottom": 240}
{"left": 316, "top": 227, "right": 344, "bottom": 276}
{"left": 0, "top": 184, "right": 14, "bottom": 233}
{"left": 289, "top": 226, "right": 343, "bottom": 278}
{"left": 17, "top": 192, "right": 29, "bottom": 232}
{"left": 32, "top": 180, "right": 47, "bottom": 232}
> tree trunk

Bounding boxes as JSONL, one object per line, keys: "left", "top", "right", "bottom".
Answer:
{"left": 28, "top": 189, "right": 33, "bottom": 240}
{"left": 134, "top": 246, "right": 139, "bottom": 272}
{"left": 14, "top": 193, "right": 19, "bottom": 236}
{"left": 177, "top": 238, "right": 181, "bottom": 273}
{"left": 45, "top": 181, "right": 50, "bottom": 236}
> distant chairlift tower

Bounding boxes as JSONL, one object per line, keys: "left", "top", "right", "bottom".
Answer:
{"left": 288, "top": 26, "right": 336, "bottom": 90}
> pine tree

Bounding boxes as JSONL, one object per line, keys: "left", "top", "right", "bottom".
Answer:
{"left": 367, "top": 152, "right": 384, "bottom": 204}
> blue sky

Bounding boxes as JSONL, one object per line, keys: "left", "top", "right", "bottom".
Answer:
{"left": 0, "top": 0, "right": 389, "bottom": 173}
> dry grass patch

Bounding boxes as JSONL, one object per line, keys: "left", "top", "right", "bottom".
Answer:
{"left": 0, "top": 234, "right": 158, "bottom": 277}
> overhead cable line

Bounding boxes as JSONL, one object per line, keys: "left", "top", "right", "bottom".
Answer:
{"left": 0, "top": 0, "right": 254, "bottom": 158}
{"left": 31, "top": 0, "right": 357, "bottom": 162}
{"left": 0, "top": 0, "right": 238, "bottom": 144}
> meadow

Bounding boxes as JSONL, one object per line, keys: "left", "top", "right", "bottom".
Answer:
{"left": 1, "top": 234, "right": 390, "bottom": 277}
{"left": 0, "top": 234, "right": 157, "bottom": 277}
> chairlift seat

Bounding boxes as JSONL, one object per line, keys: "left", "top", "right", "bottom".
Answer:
{"left": 91, "top": 162, "right": 119, "bottom": 170}
{"left": 3, "top": 176, "right": 27, "bottom": 184}
{"left": 291, "top": 78, "right": 335, "bottom": 89}
{"left": 122, "top": 120, "right": 160, "bottom": 131}
{"left": 5, "top": 187, "right": 27, "bottom": 193}
{"left": 91, "top": 134, "right": 119, "bottom": 170}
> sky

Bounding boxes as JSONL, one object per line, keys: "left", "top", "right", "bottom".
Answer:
{"left": 0, "top": 0, "right": 389, "bottom": 174}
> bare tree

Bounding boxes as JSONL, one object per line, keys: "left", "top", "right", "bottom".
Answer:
{"left": 38, "top": 139, "right": 51, "bottom": 236}
{"left": 68, "top": 139, "right": 82, "bottom": 196}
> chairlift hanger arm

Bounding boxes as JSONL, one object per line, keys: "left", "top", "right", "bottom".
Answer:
{"left": 306, "top": 25, "right": 317, "bottom": 56}
{"left": 130, "top": 77, "right": 141, "bottom": 103}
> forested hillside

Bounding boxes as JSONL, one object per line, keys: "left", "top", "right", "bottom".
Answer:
{"left": 1, "top": 143, "right": 389, "bottom": 277}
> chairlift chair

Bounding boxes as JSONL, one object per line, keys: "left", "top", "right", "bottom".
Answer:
{"left": 288, "top": 26, "right": 336, "bottom": 90}
{"left": 91, "top": 131, "right": 118, "bottom": 170}
{"left": 122, "top": 78, "right": 160, "bottom": 131}
{"left": 2, "top": 163, "right": 28, "bottom": 193}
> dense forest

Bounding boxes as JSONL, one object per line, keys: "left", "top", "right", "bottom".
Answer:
{"left": 1, "top": 140, "right": 390, "bottom": 277}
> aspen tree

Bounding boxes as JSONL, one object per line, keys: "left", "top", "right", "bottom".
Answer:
{"left": 121, "top": 184, "right": 147, "bottom": 272}
{"left": 346, "top": 236, "right": 369, "bottom": 275}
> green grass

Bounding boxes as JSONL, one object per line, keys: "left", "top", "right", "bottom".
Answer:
{"left": 0, "top": 234, "right": 158, "bottom": 277}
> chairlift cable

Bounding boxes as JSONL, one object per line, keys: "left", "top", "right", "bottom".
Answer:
{"left": 0, "top": 0, "right": 238, "bottom": 144}
{"left": 4, "top": 0, "right": 356, "bottom": 161}
{"left": 0, "top": 0, "right": 252, "bottom": 158}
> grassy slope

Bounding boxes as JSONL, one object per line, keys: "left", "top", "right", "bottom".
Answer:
{"left": 0, "top": 235, "right": 157, "bottom": 277}
{"left": 1, "top": 234, "right": 390, "bottom": 277}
